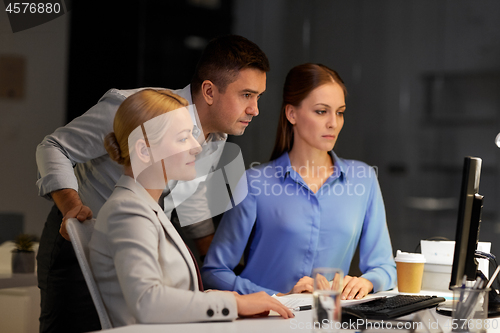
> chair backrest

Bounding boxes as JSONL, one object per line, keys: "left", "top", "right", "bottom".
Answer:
{"left": 66, "top": 218, "right": 112, "bottom": 330}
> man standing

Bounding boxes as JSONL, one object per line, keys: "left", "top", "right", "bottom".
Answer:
{"left": 35, "top": 35, "right": 269, "bottom": 333}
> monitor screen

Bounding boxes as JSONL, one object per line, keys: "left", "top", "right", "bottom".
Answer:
{"left": 449, "top": 156, "right": 483, "bottom": 289}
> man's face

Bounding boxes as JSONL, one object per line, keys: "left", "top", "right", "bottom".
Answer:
{"left": 210, "top": 68, "right": 267, "bottom": 136}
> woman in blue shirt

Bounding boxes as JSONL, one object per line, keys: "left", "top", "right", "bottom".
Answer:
{"left": 202, "top": 64, "right": 396, "bottom": 300}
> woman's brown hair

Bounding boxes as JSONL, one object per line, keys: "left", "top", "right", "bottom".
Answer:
{"left": 104, "top": 89, "right": 188, "bottom": 166}
{"left": 270, "top": 63, "right": 347, "bottom": 161}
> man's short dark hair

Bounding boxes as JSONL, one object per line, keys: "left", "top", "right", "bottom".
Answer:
{"left": 191, "top": 35, "right": 270, "bottom": 94}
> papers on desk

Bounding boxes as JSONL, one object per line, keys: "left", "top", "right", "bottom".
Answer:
{"left": 273, "top": 294, "right": 312, "bottom": 309}
{"left": 273, "top": 293, "right": 387, "bottom": 309}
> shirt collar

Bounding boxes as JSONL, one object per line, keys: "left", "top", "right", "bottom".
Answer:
{"left": 273, "top": 152, "right": 293, "bottom": 183}
{"left": 273, "top": 150, "right": 348, "bottom": 183}
{"left": 329, "top": 150, "right": 348, "bottom": 182}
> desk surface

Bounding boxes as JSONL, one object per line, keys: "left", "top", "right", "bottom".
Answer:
{"left": 98, "top": 290, "right": 500, "bottom": 333}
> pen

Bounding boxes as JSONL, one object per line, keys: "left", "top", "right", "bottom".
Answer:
{"left": 456, "top": 275, "right": 467, "bottom": 318}
{"left": 461, "top": 278, "right": 484, "bottom": 321}
{"left": 486, "top": 266, "right": 500, "bottom": 289}
{"left": 293, "top": 305, "right": 312, "bottom": 311}
{"left": 472, "top": 276, "right": 482, "bottom": 289}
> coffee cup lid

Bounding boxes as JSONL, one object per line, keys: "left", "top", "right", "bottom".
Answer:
{"left": 394, "top": 250, "right": 426, "bottom": 263}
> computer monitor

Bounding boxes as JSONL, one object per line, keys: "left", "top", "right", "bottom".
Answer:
{"left": 449, "top": 156, "right": 483, "bottom": 289}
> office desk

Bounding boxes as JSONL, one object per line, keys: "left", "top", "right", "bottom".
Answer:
{"left": 97, "top": 290, "right": 500, "bottom": 333}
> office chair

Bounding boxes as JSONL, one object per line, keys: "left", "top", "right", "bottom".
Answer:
{"left": 66, "top": 218, "right": 112, "bottom": 330}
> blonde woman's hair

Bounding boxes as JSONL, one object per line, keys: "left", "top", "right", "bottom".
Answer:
{"left": 104, "top": 89, "right": 188, "bottom": 166}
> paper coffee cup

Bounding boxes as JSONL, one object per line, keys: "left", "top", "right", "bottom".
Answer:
{"left": 394, "top": 250, "right": 426, "bottom": 293}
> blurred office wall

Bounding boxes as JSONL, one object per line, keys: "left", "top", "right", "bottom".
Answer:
{"left": 0, "top": 7, "right": 68, "bottom": 238}
{"left": 1, "top": 0, "right": 499, "bottom": 262}
{"left": 66, "top": 0, "right": 232, "bottom": 121}
{"left": 230, "top": 0, "right": 500, "bottom": 259}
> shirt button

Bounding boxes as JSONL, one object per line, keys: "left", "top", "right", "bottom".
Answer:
{"left": 207, "top": 309, "right": 214, "bottom": 317}
{"left": 222, "top": 308, "right": 230, "bottom": 316}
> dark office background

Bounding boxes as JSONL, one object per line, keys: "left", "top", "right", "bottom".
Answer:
{"left": 64, "top": 0, "right": 500, "bottom": 261}
{"left": 66, "top": 0, "right": 232, "bottom": 121}
{"left": 2, "top": 0, "right": 499, "bottom": 271}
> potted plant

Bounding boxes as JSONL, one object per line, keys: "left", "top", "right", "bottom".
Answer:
{"left": 11, "top": 234, "right": 36, "bottom": 274}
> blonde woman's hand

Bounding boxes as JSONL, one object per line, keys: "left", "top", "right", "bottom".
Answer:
{"left": 234, "top": 291, "right": 294, "bottom": 318}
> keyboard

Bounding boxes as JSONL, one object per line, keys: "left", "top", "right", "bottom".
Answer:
{"left": 346, "top": 295, "right": 446, "bottom": 320}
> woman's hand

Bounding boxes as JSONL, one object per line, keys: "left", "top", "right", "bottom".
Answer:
{"left": 234, "top": 291, "right": 294, "bottom": 318}
{"left": 276, "top": 276, "right": 316, "bottom": 296}
{"left": 290, "top": 276, "right": 316, "bottom": 294}
{"left": 341, "top": 275, "right": 373, "bottom": 300}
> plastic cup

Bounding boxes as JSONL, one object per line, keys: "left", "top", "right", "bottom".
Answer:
{"left": 394, "top": 250, "right": 426, "bottom": 293}
{"left": 451, "top": 286, "right": 489, "bottom": 333}
{"left": 312, "top": 267, "right": 343, "bottom": 331}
